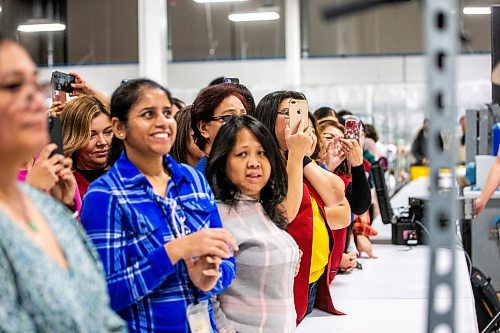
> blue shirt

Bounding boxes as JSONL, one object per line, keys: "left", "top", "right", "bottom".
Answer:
{"left": 195, "top": 155, "right": 207, "bottom": 174}
{"left": 81, "top": 152, "right": 235, "bottom": 333}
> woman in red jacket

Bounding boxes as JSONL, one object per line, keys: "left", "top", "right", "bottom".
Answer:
{"left": 252, "top": 91, "right": 349, "bottom": 324}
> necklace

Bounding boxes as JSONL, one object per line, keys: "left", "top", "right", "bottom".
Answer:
{"left": 16, "top": 190, "right": 38, "bottom": 232}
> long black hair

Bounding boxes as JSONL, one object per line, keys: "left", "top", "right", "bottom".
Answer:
{"left": 170, "top": 105, "right": 193, "bottom": 164}
{"left": 252, "top": 90, "right": 306, "bottom": 150}
{"left": 108, "top": 79, "right": 172, "bottom": 165}
{"left": 205, "top": 115, "right": 288, "bottom": 229}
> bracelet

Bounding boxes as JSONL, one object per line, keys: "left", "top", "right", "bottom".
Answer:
{"left": 303, "top": 156, "right": 313, "bottom": 168}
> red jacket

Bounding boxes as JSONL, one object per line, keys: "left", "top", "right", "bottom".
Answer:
{"left": 287, "top": 181, "right": 344, "bottom": 325}
{"left": 73, "top": 170, "right": 90, "bottom": 199}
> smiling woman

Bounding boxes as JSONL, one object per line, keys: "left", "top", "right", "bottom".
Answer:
{"left": 61, "top": 95, "right": 112, "bottom": 198}
{"left": 81, "top": 79, "right": 238, "bottom": 333}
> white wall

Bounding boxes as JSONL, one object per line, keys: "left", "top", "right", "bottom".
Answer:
{"left": 39, "top": 53, "right": 492, "bottom": 114}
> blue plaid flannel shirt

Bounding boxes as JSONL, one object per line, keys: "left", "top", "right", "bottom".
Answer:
{"left": 81, "top": 152, "right": 236, "bottom": 332}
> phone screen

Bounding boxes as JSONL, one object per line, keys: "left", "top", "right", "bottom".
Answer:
{"left": 288, "top": 99, "right": 309, "bottom": 135}
{"left": 344, "top": 118, "right": 360, "bottom": 140}
{"left": 48, "top": 116, "right": 63, "bottom": 156}
{"left": 52, "top": 90, "right": 67, "bottom": 103}
{"left": 51, "top": 71, "right": 75, "bottom": 93}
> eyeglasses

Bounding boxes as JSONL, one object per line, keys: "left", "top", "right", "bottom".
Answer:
{"left": 277, "top": 108, "right": 289, "bottom": 118}
{"left": 208, "top": 114, "right": 236, "bottom": 123}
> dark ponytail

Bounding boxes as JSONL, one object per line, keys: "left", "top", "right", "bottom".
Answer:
{"left": 107, "top": 79, "right": 172, "bottom": 165}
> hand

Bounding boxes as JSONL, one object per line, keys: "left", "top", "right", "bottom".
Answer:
{"left": 165, "top": 228, "right": 238, "bottom": 264}
{"left": 475, "top": 197, "right": 486, "bottom": 217}
{"left": 50, "top": 157, "right": 77, "bottom": 206}
{"left": 25, "top": 144, "right": 65, "bottom": 191}
{"left": 285, "top": 119, "right": 313, "bottom": 158}
{"left": 185, "top": 255, "right": 222, "bottom": 292}
{"left": 339, "top": 252, "right": 357, "bottom": 272}
{"left": 339, "top": 138, "right": 363, "bottom": 167}
{"left": 48, "top": 101, "right": 65, "bottom": 117}
{"left": 324, "top": 139, "right": 346, "bottom": 172}
{"left": 356, "top": 235, "right": 378, "bottom": 259}
{"left": 69, "top": 72, "right": 98, "bottom": 97}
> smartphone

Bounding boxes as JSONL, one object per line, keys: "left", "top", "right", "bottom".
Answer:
{"left": 288, "top": 99, "right": 309, "bottom": 135}
{"left": 48, "top": 116, "right": 63, "bottom": 156}
{"left": 223, "top": 77, "right": 240, "bottom": 84}
{"left": 52, "top": 90, "right": 67, "bottom": 103}
{"left": 50, "top": 71, "right": 75, "bottom": 93}
{"left": 344, "top": 118, "right": 360, "bottom": 140}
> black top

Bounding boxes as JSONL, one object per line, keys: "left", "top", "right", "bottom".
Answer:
{"left": 345, "top": 164, "right": 371, "bottom": 215}
{"left": 75, "top": 168, "right": 107, "bottom": 183}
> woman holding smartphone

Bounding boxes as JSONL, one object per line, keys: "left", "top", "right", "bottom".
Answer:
{"left": 81, "top": 79, "right": 238, "bottom": 333}
{"left": 61, "top": 95, "right": 113, "bottom": 197}
{"left": 252, "top": 91, "right": 348, "bottom": 324}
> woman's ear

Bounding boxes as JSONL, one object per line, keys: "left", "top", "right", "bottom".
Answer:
{"left": 198, "top": 120, "right": 210, "bottom": 140}
{"left": 111, "top": 117, "right": 126, "bottom": 140}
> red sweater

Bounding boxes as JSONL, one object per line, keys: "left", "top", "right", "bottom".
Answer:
{"left": 287, "top": 181, "right": 344, "bottom": 325}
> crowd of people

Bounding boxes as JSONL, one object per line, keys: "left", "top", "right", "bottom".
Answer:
{"left": 1, "top": 39, "right": 393, "bottom": 333}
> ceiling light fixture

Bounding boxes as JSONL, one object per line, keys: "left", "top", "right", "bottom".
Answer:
{"left": 228, "top": 10, "right": 279, "bottom": 22}
{"left": 17, "top": 19, "right": 66, "bottom": 33}
{"left": 193, "top": 0, "right": 248, "bottom": 3}
{"left": 463, "top": 7, "right": 491, "bottom": 15}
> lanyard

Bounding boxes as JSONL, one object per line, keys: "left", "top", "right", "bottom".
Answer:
{"left": 151, "top": 186, "right": 199, "bottom": 305}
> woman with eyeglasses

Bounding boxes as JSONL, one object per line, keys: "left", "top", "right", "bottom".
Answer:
{"left": 81, "top": 79, "right": 238, "bottom": 333}
{"left": 252, "top": 91, "right": 348, "bottom": 324}
{"left": 190, "top": 84, "right": 247, "bottom": 173}
{"left": 0, "top": 39, "right": 126, "bottom": 332}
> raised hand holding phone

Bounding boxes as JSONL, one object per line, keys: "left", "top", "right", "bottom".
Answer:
{"left": 288, "top": 99, "right": 309, "bottom": 135}
{"left": 344, "top": 118, "right": 360, "bottom": 140}
{"left": 50, "top": 71, "right": 75, "bottom": 93}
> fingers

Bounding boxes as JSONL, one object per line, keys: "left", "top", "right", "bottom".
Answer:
{"left": 297, "top": 118, "right": 307, "bottom": 133}
{"left": 284, "top": 125, "right": 291, "bottom": 139}
{"left": 38, "top": 144, "right": 58, "bottom": 161}
{"left": 48, "top": 153, "right": 65, "bottom": 166}
{"left": 206, "top": 228, "right": 239, "bottom": 251}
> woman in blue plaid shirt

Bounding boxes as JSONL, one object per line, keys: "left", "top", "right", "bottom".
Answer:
{"left": 81, "top": 79, "right": 238, "bottom": 333}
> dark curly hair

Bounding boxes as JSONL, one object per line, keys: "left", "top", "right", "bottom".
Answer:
{"left": 205, "top": 115, "right": 288, "bottom": 229}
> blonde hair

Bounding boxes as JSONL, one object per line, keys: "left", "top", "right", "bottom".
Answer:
{"left": 60, "top": 95, "right": 110, "bottom": 163}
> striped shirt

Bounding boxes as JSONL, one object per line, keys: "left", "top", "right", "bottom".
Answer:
{"left": 81, "top": 152, "right": 236, "bottom": 333}
{"left": 214, "top": 198, "right": 299, "bottom": 333}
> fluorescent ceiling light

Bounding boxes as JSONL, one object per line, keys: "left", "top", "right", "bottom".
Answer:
{"left": 17, "top": 22, "right": 66, "bottom": 33}
{"left": 228, "top": 11, "right": 280, "bottom": 22}
{"left": 463, "top": 7, "right": 491, "bottom": 15}
{"left": 0, "top": 5, "right": 2, "bottom": 13}
{"left": 193, "top": 0, "right": 248, "bottom": 3}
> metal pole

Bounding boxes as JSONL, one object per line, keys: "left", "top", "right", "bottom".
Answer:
{"left": 424, "top": 0, "right": 459, "bottom": 332}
